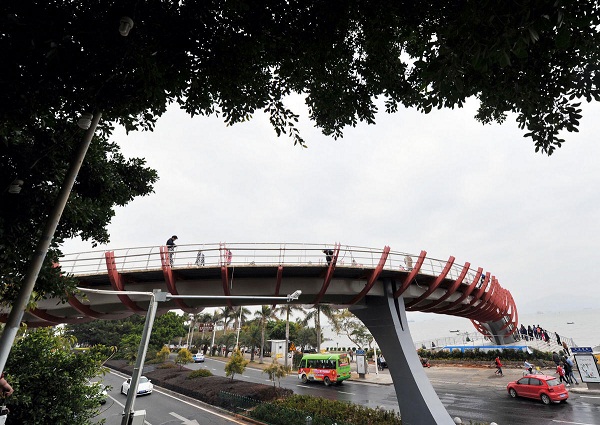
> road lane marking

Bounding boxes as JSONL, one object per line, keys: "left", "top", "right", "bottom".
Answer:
{"left": 297, "top": 385, "right": 312, "bottom": 388}
{"left": 338, "top": 391, "right": 355, "bottom": 395}
{"left": 156, "top": 389, "right": 247, "bottom": 424}
{"left": 552, "top": 421, "right": 597, "bottom": 425}
{"left": 170, "top": 411, "right": 200, "bottom": 424}
{"left": 579, "top": 395, "right": 600, "bottom": 399}
{"left": 104, "top": 395, "right": 153, "bottom": 425}
{"left": 109, "top": 370, "right": 244, "bottom": 424}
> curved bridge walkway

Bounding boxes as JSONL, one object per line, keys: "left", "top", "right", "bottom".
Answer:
{"left": 16, "top": 243, "right": 519, "bottom": 425}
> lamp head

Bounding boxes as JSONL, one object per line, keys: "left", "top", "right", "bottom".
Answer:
{"left": 119, "top": 16, "right": 134, "bottom": 36}
{"left": 77, "top": 113, "right": 93, "bottom": 129}
{"left": 287, "top": 290, "right": 302, "bottom": 301}
{"left": 8, "top": 179, "right": 24, "bottom": 194}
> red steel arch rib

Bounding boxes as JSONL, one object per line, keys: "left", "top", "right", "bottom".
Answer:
{"left": 160, "top": 246, "right": 195, "bottom": 313}
{"left": 393, "top": 250, "right": 427, "bottom": 298}
{"left": 463, "top": 277, "right": 497, "bottom": 320}
{"left": 417, "top": 262, "right": 470, "bottom": 312}
{"left": 312, "top": 243, "right": 341, "bottom": 305}
{"left": 68, "top": 295, "right": 134, "bottom": 320}
{"left": 405, "top": 256, "right": 455, "bottom": 310}
{"left": 448, "top": 272, "right": 490, "bottom": 315}
{"left": 430, "top": 267, "right": 482, "bottom": 314}
{"left": 105, "top": 251, "right": 145, "bottom": 314}
{"left": 221, "top": 266, "right": 232, "bottom": 307}
{"left": 501, "top": 292, "right": 518, "bottom": 334}
{"left": 272, "top": 266, "right": 284, "bottom": 308}
{"left": 348, "top": 246, "right": 390, "bottom": 305}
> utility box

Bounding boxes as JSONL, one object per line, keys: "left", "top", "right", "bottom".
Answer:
{"left": 129, "top": 410, "right": 146, "bottom": 425}
{"left": 268, "top": 339, "right": 286, "bottom": 359}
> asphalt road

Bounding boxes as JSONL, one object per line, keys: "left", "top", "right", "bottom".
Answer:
{"left": 94, "top": 369, "right": 253, "bottom": 425}
{"left": 97, "top": 358, "right": 600, "bottom": 425}
{"left": 190, "top": 358, "right": 600, "bottom": 425}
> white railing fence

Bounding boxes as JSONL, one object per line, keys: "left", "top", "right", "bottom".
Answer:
{"left": 59, "top": 242, "right": 482, "bottom": 289}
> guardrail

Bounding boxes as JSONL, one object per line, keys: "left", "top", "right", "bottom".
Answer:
{"left": 59, "top": 242, "right": 481, "bottom": 285}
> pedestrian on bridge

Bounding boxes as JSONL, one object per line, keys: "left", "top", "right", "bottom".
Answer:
{"left": 166, "top": 235, "right": 178, "bottom": 266}
{"left": 323, "top": 249, "right": 333, "bottom": 266}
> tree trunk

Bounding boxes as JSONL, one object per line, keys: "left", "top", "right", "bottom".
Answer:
{"left": 260, "top": 321, "right": 265, "bottom": 364}
{"left": 284, "top": 307, "right": 290, "bottom": 369}
{"left": 316, "top": 306, "right": 321, "bottom": 351}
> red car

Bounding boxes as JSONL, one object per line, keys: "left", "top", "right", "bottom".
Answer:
{"left": 506, "top": 375, "right": 568, "bottom": 405}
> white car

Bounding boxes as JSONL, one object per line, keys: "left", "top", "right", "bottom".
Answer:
{"left": 193, "top": 353, "right": 205, "bottom": 362}
{"left": 87, "top": 381, "right": 108, "bottom": 404}
{"left": 120, "top": 376, "right": 153, "bottom": 396}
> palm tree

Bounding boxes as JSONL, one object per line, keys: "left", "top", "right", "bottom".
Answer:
{"left": 274, "top": 304, "right": 305, "bottom": 368}
{"left": 218, "top": 306, "right": 236, "bottom": 333}
{"left": 233, "top": 306, "right": 252, "bottom": 348}
{"left": 240, "top": 321, "right": 262, "bottom": 362}
{"left": 254, "top": 305, "right": 277, "bottom": 364}
{"left": 302, "top": 304, "right": 337, "bottom": 352}
{"left": 209, "top": 309, "right": 223, "bottom": 355}
{"left": 190, "top": 312, "right": 212, "bottom": 347}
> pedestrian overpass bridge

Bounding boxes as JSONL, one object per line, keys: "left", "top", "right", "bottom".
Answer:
{"left": 6, "top": 242, "right": 519, "bottom": 425}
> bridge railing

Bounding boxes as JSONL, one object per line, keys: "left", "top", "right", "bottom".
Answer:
{"left": 59, "top": 242, "right": 480, "bottom": 287}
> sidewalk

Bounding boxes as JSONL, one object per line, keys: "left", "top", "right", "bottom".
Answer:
{"left": 346, "top": 362, "right": 600, "bottom": 395}
{"left": 239, "top": 353, "right": 600, "bottom": 394}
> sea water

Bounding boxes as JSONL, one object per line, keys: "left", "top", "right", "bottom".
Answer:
{"left": 323, "top": 308, "right": 599, "bottom": 351}
{"left": 407, "top": 307, "right": 600, "bottom": 350}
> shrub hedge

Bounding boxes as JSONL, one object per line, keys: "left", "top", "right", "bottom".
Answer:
{"left": 188, "top": 369, "right": 213, "bottom": 378}
{"left": 417, "top": 347, "right": 555, "bottom": 362}
{"left": 250, "top": 394, "right": 401, "bottom": 425}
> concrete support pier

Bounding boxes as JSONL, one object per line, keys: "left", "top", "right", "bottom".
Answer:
{"left": 350, "top": 280, "right": 454, "bottom": 425}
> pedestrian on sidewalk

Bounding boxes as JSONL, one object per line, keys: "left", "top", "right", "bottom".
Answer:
{"left": 564, "top": 357, "right": 579, "bottom": 384}
{"left": 494, "top": 356, "right": 503, "bottom": 376}
{"left": 556, "top": 364, "right": 570, "bottom": 386}
{"left": 562, "top": 341, "right": 570, "bottom": 356}
{"left": 524, "top": 360, "right": 534, "bottom": 375}
{"left": 552, "top": 351, "right": 560, "bottom": 367}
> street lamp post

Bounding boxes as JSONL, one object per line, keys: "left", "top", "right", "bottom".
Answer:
{"left": 235, "top": 307, "right": 243, "bottom": 348}
{"left": 0, "top": 112, "right": 102, "bottom": 376}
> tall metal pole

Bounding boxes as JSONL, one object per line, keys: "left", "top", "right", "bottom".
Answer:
{"left": 211, "top": 323, "right": 217, "bottom": 356}
{"left": 284, "top": 306, "right": 290, "bottom": 369}
{"left": 0, "top": 112, "right": 102, "bottom": 375}
{"left": 235, "top": 307, "right": 243, "bottom": 348}
{"left": 121, "top": 289, "right": 163, "bottom": 425}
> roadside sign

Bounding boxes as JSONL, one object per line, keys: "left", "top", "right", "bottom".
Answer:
{"left": 198, "top": 323, "right": 214, "bottom": 332}
{"left": 573, "top": 352, "right": 600, "bottom": 384}
{"left": 571, "top": 347, "right": 593, "bottom": 353}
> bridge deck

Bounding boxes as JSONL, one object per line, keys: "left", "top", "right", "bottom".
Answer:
{"left": 2, "top": 242, "right": 518, "bottom": 340}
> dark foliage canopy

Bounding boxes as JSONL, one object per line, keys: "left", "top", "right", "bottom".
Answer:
{"left": 65, "top": 311, "right": 186, "bottom": 352}
{"left": 1, "top": 0, "right": 599, "bottom": 303}
{"left": 3, "top": 1, "right": 598, "bottom": 150}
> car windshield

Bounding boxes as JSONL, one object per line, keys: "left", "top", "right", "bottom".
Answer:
{"left": 546, "top": 378, "right": 560, "bottom": 387}
{"left": 139, "top": 377, "right": 149, "bottom": 384}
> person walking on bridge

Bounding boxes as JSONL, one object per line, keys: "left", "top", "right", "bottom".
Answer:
{"left": 166, "top": 235, "right": 178, "bottom": 266}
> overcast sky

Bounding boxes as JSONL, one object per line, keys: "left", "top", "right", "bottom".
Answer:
{"left": 62, "top": 96, "right": 600, "bottom": 318}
